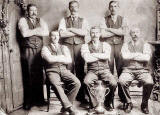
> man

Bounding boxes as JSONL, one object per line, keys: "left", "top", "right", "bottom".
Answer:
{"left": 81, "top": 27, "right": 117, "bottom": 112}
{"left": 18, "top": 4, "right": 49, "bottom": 110}
{"left": 100, "top": 0, "right": 128, "bottom": 102}
{"left": 58, "top": 0, "right": 89, "bottom": 102}
{"left": 41, "top": 31, "right": 81, "bottom": 115}
{"left": 119, "top": 27, "right": 153, "bottom": 114}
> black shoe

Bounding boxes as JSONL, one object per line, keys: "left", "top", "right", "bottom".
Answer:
{"left": 88, "top": 108, "right": 95, "bottom": 114}
{"left": 105, "top": 103, "right": 113, "bottom": 111}
{"left": 124, "top": 102, "right": 133, "bottom": 113}
{"left": 66, "top": 107, "right": 76, "bottom": 115}
{"left": 141, "top": 103, "right": 149, "bottom": 114}
{"left": 23, "top": 104, "right": 31, "bottom": 110}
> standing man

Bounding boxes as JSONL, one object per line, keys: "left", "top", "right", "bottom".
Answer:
{"left": 100, "top": 0, "right": 128, "bottom": 101}
{"left": 101, "top": 0, "right": 128, "bottom": 77}
{"left": 18, "top": 4, "right": 49, "bottom": 110}
{"left": 119, "top": 27, "right": 153, "bottom": 114}
{"left": 41, "top": 31, "right": 80, "bottom": 115}
{"left": 81, "top": 27, "right": 117, "bottom": 112}
{"left": 58, "top": 0, "right": 89, "bottom": 103}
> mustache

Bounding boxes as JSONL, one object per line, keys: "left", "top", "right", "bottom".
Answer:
{"left": 31, "top": 13, "right": 37, "bottom": 16}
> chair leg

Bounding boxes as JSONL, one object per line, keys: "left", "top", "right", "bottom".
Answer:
{"left": 46, "top": 84, "right": 50, "bottom": 112}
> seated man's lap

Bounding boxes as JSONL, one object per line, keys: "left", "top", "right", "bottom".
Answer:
{"left": 137, "top": 72, "right": 153, "bottom": 85}
{"left": 119, "top": 72, "right": 134, "bottom": 85}
{"left": 47, "top": 72, "right": 62, "bottom": 86}
{"left": 61, "top": 69, "right": 81, "bottom": 85}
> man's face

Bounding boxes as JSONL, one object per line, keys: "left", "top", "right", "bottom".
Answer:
{"left": 90, "top": 28, "right": 101, "bottom": 41}
{"left": 109, "top": 2, "right": 119, "bottom": 15}
{"left": 50, "top": 32, "right": 60, "bottom": 44}
{"left": 130, "top": 28, "right": 140, "bottom": 42}
{"left": 69, "top": 2, "right": 79, "bottom": 15}
{"left": 28, "top": 6, "right": 38, "bottom": 19}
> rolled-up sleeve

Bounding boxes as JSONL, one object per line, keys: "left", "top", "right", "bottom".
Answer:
{"left": 58, "top": 18, "right": 66, "bottom": 31}
{"left": 103, "top": 42, "right": 111, "bottom": 61}
{"left": 41, "top": 46, "right": 51, "bottom": 60}
{"left": 82, "top": 19, "right": 90, "bottom": 32}
{"left": 81, "top": 44, "right": 90, "bottom": 59}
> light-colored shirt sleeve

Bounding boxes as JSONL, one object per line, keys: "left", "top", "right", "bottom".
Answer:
{"left": 121, "top": 43, "right": 133, "bottom": 60}
{"left": 41, "top": 45, "right": 72, "bottom": 64}
{"left": 102, "top": 42, "right": 111, "bottom": 61}
{"left": 58, "top": 17, "right": 90, "bottom": 32}
{"left": 41, "top": 46, "right": 51, "bottom": 60}
{"left": 18, "top": 17, "right": 49, "bottom": 37}
{"left": 99, "top": 17, "right": 128, "bottom": 29}
{"left": 81, "top": 44, "right": 90, "bottom": 59}
{"left": 121, "top": 42, "right": 152, "bottom": 61}
{"left": 99, "top": 17, "right": 107, "bottom": 29}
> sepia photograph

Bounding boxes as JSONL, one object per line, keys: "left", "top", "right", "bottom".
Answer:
{"left": 0, "top": 0, "right": 160, "bottom": 115}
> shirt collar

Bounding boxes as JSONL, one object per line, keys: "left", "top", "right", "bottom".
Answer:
{"left": 70, "top": 14, "right": 79, "bottom": 20}
{"left": 111, "top": 15, "right": 117, "bottom": 23}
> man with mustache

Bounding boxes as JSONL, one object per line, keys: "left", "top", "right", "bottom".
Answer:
{"left": 18, "top": 3, "right": 49, "bottom": 110}
{"left": 100, "top": 0, "right": 128, "bottom": 102}
{"left": 119, "top": 27, "right": 153, "bottom": 114}
{"left": 81, "top": 26, "right": 117, "bottom": 113}
{"left": 58, "top": 0, "right": 89, "bottom": 103}
{"left": 41, "top": 31, "right": 80, "bottom": 115}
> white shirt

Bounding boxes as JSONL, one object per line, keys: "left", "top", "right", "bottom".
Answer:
{"left": 81, "top": 42, "right": 111, "bottom": 62}
{"left": 100, "top": 15, "right": 128, "bottom": 29}
{"left": 121, "top": 40, "right": 151, "bottom": 61}
{"left": 18, "top": 17, "right": 49, "bottom": 37}
{"left": 58, "top": 15, "right": 90, "bottom": 32}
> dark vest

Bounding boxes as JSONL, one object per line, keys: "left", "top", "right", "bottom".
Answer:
{"left": 63, "top": 16, "right": 84, "bottom": 44}
{"left": 103, "top": 15, "right": 124, "bottom": 44}
{"left": 123, "top": 41, "right": 149, "bottom": 69}
{"left": 87, "top": 42, "right": 109, "bottom": 71}
{"left": 22, "top": 17, "right": 43, "bottom": 48}
{"left": 45, "top": 44, "right": 67, "bottom": 72}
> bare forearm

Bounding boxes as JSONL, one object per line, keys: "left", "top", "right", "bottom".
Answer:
{"left": 22, "top": 28, "right": 48, "bottom": 37}
{"left": 108, "top": 28, "right": 125, "bottom": 36}
{"left": 69, "top": 28, "right": 87, "bottom": 37}
{"left": 92, "top": 53, "right": 109, "bottom": 60}
{"left": 101, "top": 31, "right": 115, "bottom": 38}
{"left": 83, "top": 54, "right": 98, "bottom": 63}
{"left": 133, "top": 54, "right": 151, "bottom": 62}
{"left": 59, "top": 31, "right": 76, "bottom": 38}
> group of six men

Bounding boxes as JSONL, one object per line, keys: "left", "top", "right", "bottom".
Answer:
{"left": 18, "top": 0, "right": 154, "bottom": 115}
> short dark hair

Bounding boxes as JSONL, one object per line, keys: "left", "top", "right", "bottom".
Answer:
{"left": 69, "top": 0, "right": 79, "bottom": 8}
{"left": 109, "top": 0, "right": 119, "bottom": 8}
{"left": 27, "top": 3, "right": 37, "bottom": 11}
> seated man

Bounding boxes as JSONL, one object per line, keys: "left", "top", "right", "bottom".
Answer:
{"left": 119, "top": 27, "right": 154, "bottom": 114}
{"left": 41, "top": 31, "right": 81, "bottom": 115}
{"left": 81, "top": 26, "right": 117, "bottom": 112}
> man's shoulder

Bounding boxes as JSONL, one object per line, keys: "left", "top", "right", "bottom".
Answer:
{"left": 19, "top": 17, "right": 27, "bottom": 22}
{"left": 82, "top": 43, "right": 89, "bottom": 48}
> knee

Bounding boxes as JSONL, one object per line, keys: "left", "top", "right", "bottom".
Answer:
{"left": 84, "top": 78, "right": 91, "bottom": 86}
{"left": 74, "top": 78, "right": 81, "bottom": 89}
{"left": 118, "top": 78, "right": 126, "bottom": 86}
{"left": 110, "top": 80, "right": 117, "bottom": 88}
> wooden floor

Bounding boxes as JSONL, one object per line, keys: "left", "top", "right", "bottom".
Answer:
{"left": 8, "top": 86, "right": 160, "bottom": 115}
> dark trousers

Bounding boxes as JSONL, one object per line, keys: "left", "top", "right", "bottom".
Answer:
{"left": 109, "top": 43, "right": 124, "bottom": 102}
{"left": 84, "top": 69, "right": 117, "bottom": 108}
{"left": 64, "top": 43, "right": 86, "bottom": 101}
{"left": 21, "top": 47, "right": 44, "bottom": 106}
{"left": 47, "top": 69, "right": 81, "bottom": 108}
{"left": 118, "top": 69, "right": 154, "bottom": 104}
